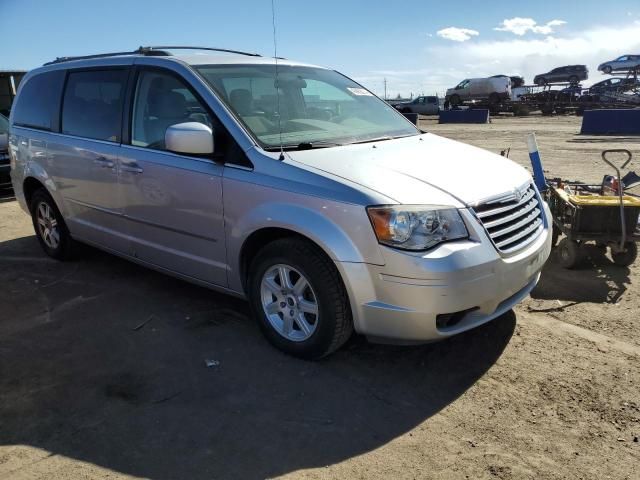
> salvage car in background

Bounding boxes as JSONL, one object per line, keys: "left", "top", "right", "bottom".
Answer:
{"left": 597, "top": 55, "right": 640, "bottom": 74}
{"left": 491, "top": 75, "right": 525, "bottom": 88}
{"left": 534, "top": 65, "right": 588, "bottom": 86}
{"left": 445, "top": 77, "right": 511, "bottom": 106}
{"left": 393, "top": 95, "right": 439, "bottom": 115}
{"left": 589, "top": 77, "right": 640, "bottom": 94}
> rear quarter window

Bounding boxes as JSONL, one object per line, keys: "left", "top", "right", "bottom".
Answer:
{"left": 12, "top": 70, "right": 65, "bottom": 131}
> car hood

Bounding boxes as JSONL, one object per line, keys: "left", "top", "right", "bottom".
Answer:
{"left": 285, "top": 133, "right": 532, "bottom": 207}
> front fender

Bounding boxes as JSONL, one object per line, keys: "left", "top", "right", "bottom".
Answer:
{"left": 226, "top": 199, "right": 385, "bottom": 293}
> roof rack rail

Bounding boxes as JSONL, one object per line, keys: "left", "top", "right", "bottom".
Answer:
{"left": 43, "top": 49, "right": 166, "bottom": 66}
{"left": 43, "top": 46, "right": 261, "bottom": 66}
{"left": 138, "top": 46, "right": 261, "bottom": 57}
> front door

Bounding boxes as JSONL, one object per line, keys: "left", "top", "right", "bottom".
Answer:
{"left": 119, "top": 68, "right": 227, "bottom": 286}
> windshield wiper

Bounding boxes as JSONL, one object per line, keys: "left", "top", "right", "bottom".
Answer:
{"left": 264, "top": 141, "right": 344, "bottom": 152}
{"left": 351, "top": 136, "right": 394, "bottom": 144}
{"left": 351, "top": 133, "right": 419, "bottom": 145}
{"left": 264, "top": 134, "right": 419, "bottom": 152}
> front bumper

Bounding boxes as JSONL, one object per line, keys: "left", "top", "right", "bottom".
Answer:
{"left": 337, "top": 206, "right": 552, "bottom": 343}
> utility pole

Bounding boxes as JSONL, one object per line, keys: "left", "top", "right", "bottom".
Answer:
{"left": 383, "top": 78, "right": 387, "bottom": 100}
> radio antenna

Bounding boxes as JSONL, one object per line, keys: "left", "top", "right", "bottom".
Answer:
{"left": 271, "top": 0, "right": 285, "bottom": 160}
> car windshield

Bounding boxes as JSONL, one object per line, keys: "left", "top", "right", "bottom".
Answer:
{"left": 0, "top": 114, "right": 8, "bottom": 135}
{"left": 195, "top": 64, "right": 419, "bottom": 149}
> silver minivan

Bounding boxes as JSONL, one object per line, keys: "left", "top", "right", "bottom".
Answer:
{"left": 9, "top": 47, "right": 552, "bottom": 359}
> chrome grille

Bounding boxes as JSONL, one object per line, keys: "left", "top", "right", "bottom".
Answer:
{"left": 473, "top": 185, "right": 544, "bottom": 254}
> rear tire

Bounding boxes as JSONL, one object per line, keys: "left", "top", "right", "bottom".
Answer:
{"left": 248, "top": 238, "right": 353, "bottom": 359}
{"left": 29, "top": 188, "right": 74, "bottom": 260}
{"left": 557, "top": 238, "right": 583, "bottom": 269}
{"left": 611, "top": 242, "right": 637, "bottom": 267}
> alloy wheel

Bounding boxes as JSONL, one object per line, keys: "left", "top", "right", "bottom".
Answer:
{"left": 260, "top": 264, "right": 319, "bottom": 342}
{"left": 36, "top": 201, "right": 60, "bottom": 249}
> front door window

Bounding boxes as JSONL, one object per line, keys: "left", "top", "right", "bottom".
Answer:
{"left": 131, "top": 71, "right": 212, "bottom": 151}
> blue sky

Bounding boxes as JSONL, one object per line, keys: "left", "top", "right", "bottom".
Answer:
{"left": 3, "top": 0, "right": 640, "bottom": 96}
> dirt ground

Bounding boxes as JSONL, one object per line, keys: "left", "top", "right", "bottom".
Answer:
{"left": 1, "top": 115, "right": 639, "bottom": 480}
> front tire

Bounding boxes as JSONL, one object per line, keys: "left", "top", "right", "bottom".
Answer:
{"left": 248, "top": 238, "right": 353, "bottom": 359}
{"left": 603, "top": 66, "right": 612, "bottom": 74}
{"left": 30, "top": 188, "right": 74, "bottom": 260}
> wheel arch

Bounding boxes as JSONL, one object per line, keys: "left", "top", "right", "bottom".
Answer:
{"left": 20, "top": 159, "right": 63, "bottom": 214}
{"left": 230, "top": 202, "right": 383, "bottom": 294}
{"left": 239, "top": 227, "right": 311, "bottom": 292}
{"left": 22, "top": 175, "right": 66, "bottom": 218}
{"left": 22, "top": 176, "right": 47, "bottom": 209}
{"left": 238, "top": 225, "right": 358, "bottom": 294}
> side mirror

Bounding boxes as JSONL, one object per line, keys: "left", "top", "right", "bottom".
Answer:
{"left": 165, "top": 122, "right": 214, "bottom": 155}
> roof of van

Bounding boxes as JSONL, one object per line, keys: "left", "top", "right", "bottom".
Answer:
{"left": 174, "top": 53, "right": 319, "bottom": 68}
{"left": 42, "top": 47, "right": 320, "bottom": 69}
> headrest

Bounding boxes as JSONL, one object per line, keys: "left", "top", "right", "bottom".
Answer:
{"left": 148, "top": 90, "right": 187, "bottom": 118}
{"left": 229, "top": 89, "right": 253, "bottom": 115}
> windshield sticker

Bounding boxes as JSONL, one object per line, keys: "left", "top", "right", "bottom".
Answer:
{"left": 347, "top": 87, "right": 373, "bottom": 96}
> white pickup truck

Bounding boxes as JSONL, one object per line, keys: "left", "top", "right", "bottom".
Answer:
{"left": 445, "top": 77, "right": 511, "bottom": 106}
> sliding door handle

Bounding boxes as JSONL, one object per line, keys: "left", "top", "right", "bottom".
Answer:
{"left": 93, "top": 157, "right": 115, "bottom": 168}
{"left": 120, "top": 163, "right": 144, "bottom": 174}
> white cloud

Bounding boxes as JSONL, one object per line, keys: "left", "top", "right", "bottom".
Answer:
{"left": 355, "top": 21, "right": 640, "bottom": 98}
{"left": 495, "top": 17, "right": 567, "bottom": 36}
{"left": 436, "top": 27, "right": 479, "bottom": 42}
{"left": 432, "top": 22, "right": 640, "bottom": 89}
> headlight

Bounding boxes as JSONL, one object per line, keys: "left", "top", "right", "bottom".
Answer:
{"left": 367, "top": 205, "right": 468, "bottom": 251}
